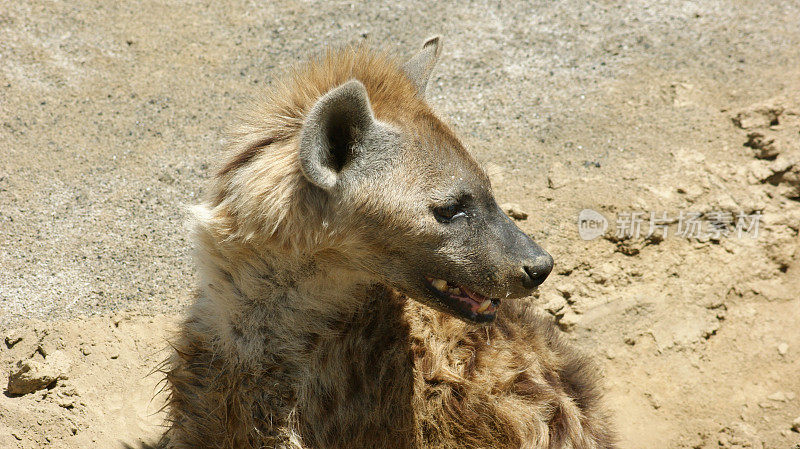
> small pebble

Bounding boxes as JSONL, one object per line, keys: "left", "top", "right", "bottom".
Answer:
{"left": 6, "top": 350, "right": 71, "bottom": 395}
{"left": 557, "top": 310, "right": 580, "bottom": 332}
{"left": 500, "top": 203, "right": 528, "bottom": 220}
{"left": 555, "top": 282, "right": 575, "bottom": 301}
{"left": 767, "top": 391, "right": 787, "bottom": 402}
{"left": 792, "top": 416, "right": 800, "bottom": 432}
{"left": 542, "top": 291, "right": 567, "bottom": 316}
{"left": 778, "top": 342, "right": 789, "bottom": 356}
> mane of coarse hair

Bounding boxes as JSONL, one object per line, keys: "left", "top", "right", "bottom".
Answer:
{"left": 196, "top": 45, "right": 431, "bottom": 254}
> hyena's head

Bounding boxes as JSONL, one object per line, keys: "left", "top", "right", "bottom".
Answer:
{"left": 297, "top": 38, "right": 553, "bottom": 323}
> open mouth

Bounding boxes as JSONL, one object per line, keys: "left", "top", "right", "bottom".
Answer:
{"left": 424, "top": 277, "right": 500, "bottom": 323}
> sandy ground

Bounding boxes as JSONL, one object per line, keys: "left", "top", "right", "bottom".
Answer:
{"left": 1, "top": 1, "right": 799, "bottom": 448}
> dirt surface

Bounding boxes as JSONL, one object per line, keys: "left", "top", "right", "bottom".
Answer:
{"left": 1, "top": 1, "right": 799, "bottom": 448}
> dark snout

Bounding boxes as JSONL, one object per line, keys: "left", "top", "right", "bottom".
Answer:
{"left": 492, "top": 208, "right": 554, "bottom": 294}
{"left": 520, "top": 246, "right": 554, "bottom": 288}
{"left": 508, "top": 230, "right": 553, "bottom": 290}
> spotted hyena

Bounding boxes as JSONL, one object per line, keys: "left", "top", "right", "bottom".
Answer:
{"left": 161, "top": 37, "right": 615, "bottom": 449}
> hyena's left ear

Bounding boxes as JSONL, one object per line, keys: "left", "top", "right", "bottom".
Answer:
{"left": 299, "top": 79, "right": 379, "bottom": 190}
{"left": 402, "top": 36, "right": 442, "bottom": 97}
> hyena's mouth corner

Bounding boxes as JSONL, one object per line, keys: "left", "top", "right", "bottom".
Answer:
{"left": 425, "top": 277, "right": 500, "bottom": 322}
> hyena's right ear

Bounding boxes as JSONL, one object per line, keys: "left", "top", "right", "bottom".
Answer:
{"left": 298, "top": 79, "right": 378, "bottom": 190}
{"left": 402, "top": 36, "right": 442, "bottom": 97}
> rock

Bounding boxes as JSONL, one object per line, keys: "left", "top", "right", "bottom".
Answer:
{"left": 744, "top": 150, "right": 800, "bottom": 198}
{"left": 557, "top": 309, "right": 580, "bottom": 332}
{"left": 676, "top": 182, "right": 704, "bottom": 200}
{"left": 747, "top": 161, "right": 773, "bottom": 184}
{"left": 768, "top": 153, "right": 798, "bottom": 174}
{"left": 671, "top": 82, "right": 697, "bottom": 108}
{"left": 500, "top": 203, "right": 528, "bottom": 220}
{"left": 770, "top": 157, "right": 800, "bottom": 198}
{"left": 157, "top": 171, "right": 175, "bottom": 185}
{"left": 732, "top": 103, "right": 784, "bottom": 129}
{"left": 54, "top": 385, "right": 80, "bottom": 409}
{"left": 778, "top": 342, "right": 789, "bottom": 356}
{"left": 792, "top": 416, "right": 800, "bottom": 432}
{"left": 591, "top": 263, "right": 616, "bottom": 285}
{"left": 4, "top": 330, "right": 23, "bottom": 348}
{"left": 6, "top": 350, "right": 70, "bottom": 395}
{"left": 555, "top": 282, "right": 575, "bottom": 301}
{"left": 718, "top": 423, "right": 762, "bottom": 449}
{"left": 744, "top": 132, "right": 782, "bottom": 159}
{"left": 543, "top": 291, "right": 567, "bottom": 316}
{"left": 767, "top": 391, "right": 787, "bottom": 402}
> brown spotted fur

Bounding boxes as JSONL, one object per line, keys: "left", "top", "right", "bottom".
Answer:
{"left": 161, "top": 44, "right": 615, "bottom": 449}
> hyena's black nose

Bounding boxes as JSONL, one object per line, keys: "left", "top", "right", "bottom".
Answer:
{"left": 492, "top": 202, "right": 554, "bottom": 292}
{"left": 521, "top": 253, "right": 554, "bottom": 288}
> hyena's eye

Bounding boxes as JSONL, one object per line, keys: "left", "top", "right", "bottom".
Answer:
{"left": 432, "top": 203, "right": 467, "bottom": 222}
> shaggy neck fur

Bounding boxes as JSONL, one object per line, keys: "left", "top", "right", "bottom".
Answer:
{"left": 192, "top": 212, "right": 381, "bottom": 360}
{"left": 188, "top": 213, "right": 419, "bottom": 448}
